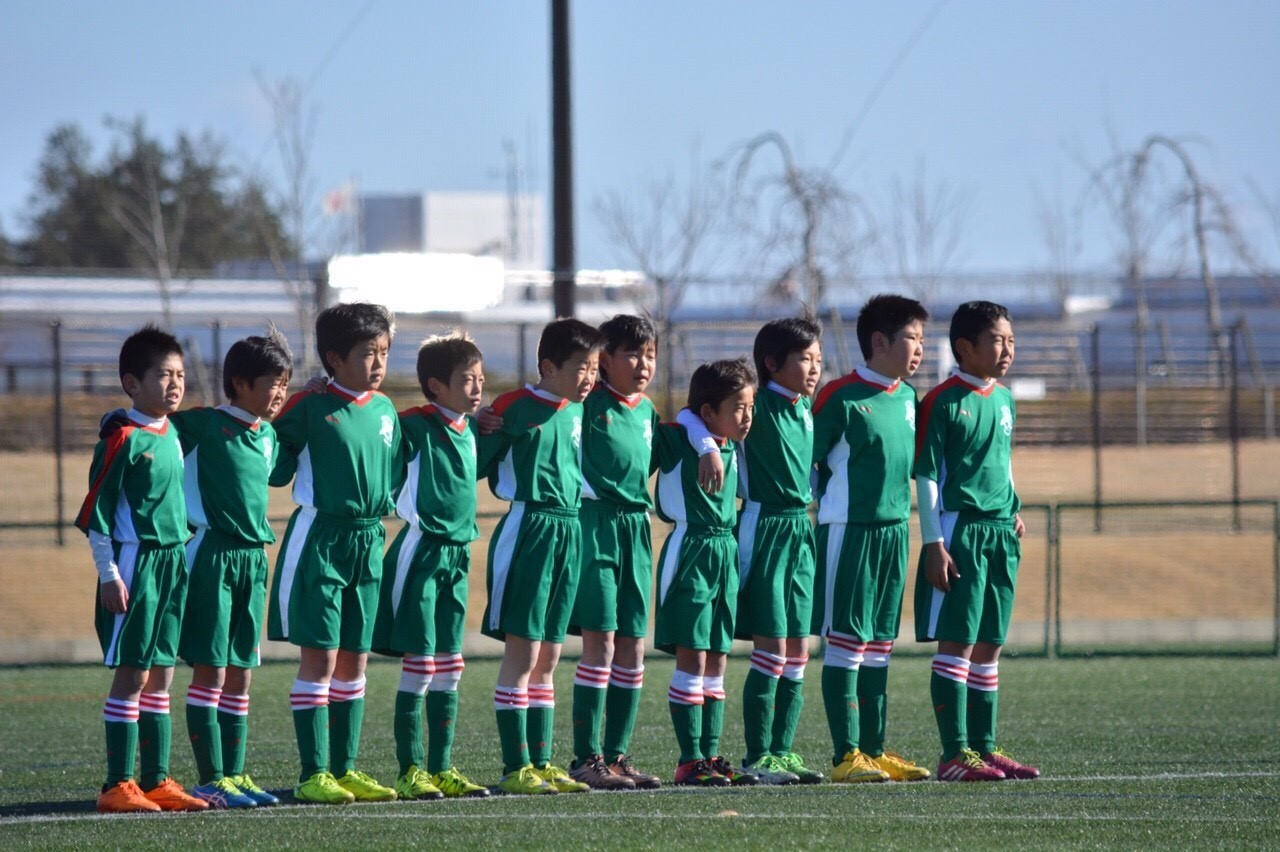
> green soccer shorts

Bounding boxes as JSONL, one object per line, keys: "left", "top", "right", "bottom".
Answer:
{"left": 653, "top": 525, "right": 738, "bottom": 655}
{"left": 569, "top": 500, "right": 653, "bottom": 638}
{"left": 813, "top": 519, "right": 909, "bottom": 642}
{"left": 914, "top": 514, "right": 1021, "bottom": 645}
{"left": 373, "top": 523, "right": 470, "bottom": 657}
{"left": 179, "top": 527, "right": 269, "bottom": 669}
{"left": 96, "top": 541, "right": 187, "bottom": 669}
{"left": 267, "top": 508, "right": 386, "bottom": 652}
{"left": 735, "top": 503, "right": 815, "bottom": 640}
{"left": 482, "top": 503, "right": 581, "bottom": 644}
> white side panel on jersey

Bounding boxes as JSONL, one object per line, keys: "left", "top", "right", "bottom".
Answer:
{"left": 184, "top": 526, "right": 207, "bottom": 571}
{"left": 183, "top": 447, "right": 209, "bottom": 528}
{"left": 817, "top": 434, "right": 851, "bottom": 525}
{"left": 396, "top": 452, "right": 422, "bottom": 525}
{"left": 657, "top": 523, "right": 688, "bottom": 604}
{"left": 390, "top": 525, "right": 423, "bottom": 616}
{"left": 820, "top": 522, "right": 847, "bottom": 636}
{"left": 737, "top": 501, "right": 761, "bottom": 584}
{"left": 924, "top": 511, "right": 961, "bottom": 639}
{"left": 488, "top": 501, "right": 525, "bottom": 631}
{"left": 494, "top": 448, "right": 518, "bottom": 502}
{"left": 292, "top": 447, "right": 315, "bottom": 509}
{"left": 102, "top": 542, "right": 139, "bottom": 667}
{"left": 275, "top": 507, "right": 317, "bottom": 639}
{"left": 112, "top": 492, "right": 137, "bottom": 543}
{"left": 655, "top": 460, "right": 687, "bottom": 523}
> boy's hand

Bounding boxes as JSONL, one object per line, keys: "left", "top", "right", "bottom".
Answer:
{"left": 476, "top": 406, "right": 503, "bottom": 436}
{"left": 302, "top": 374, "right": 328, "bottom": 395}
{"left": 1014, "top": 513, "right": 1025, "bottom": 539}
{"left": 697, "top": 452, "right": 725, "bottom": 494}
{"left": 924, "top": 542, "right": 959, "bottom": 592}
{"left": 101, "top": 578, "right": 129, "bottom": 614}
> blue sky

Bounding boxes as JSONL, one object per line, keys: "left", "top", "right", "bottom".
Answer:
{"left": 2, "top": 0, "right": 1277, "bottom": 274}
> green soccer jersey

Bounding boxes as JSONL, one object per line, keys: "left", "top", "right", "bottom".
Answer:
{"left": 393, "top": 403, "right": 479, "bottom": 544}
{"left": 269, "top": 383, "right": 401, "bottom": 519}
{"left": 913, "top": 369, "right": 1020, "bottom": 518}
{"left": 813, "top": 367, "right": 919, "bottom": 525}
{"left": 478, "top": 385, "right": 583, "bottom": 508}
{"left": 76, "top": 409, "right": 187, "bottom": 545}
{"left": 580, "top": 383, "right": 659, "bottom": 511}
{"left": 170, "top": 405, "right": 280, "bottom": 544}
{"left": 653, "top": 420, "right": 739, "bottom": 529}
{"left": 739, "top": 381, "right": 815, "bottom": 508}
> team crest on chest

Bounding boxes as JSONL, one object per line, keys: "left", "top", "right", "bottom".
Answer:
{"left": 642, "top": 419, "right": 653, "bottom": 449}
{"left": 905, "top": 401, "right": 916, "bottom": 430}
{"left": 380, "top": 415, "right": 395, "bottom": 447}
{"left": 801, "top": 407, "right": 813, "bottom": 432}
{"left": 262, "top": 437, "right": 273, "bottom": 463}
{"left": 999, "top": 405, "right": 1013, "bottom": 437}
{"left": 571, "top": 416, "right": 583, "bottom": 450}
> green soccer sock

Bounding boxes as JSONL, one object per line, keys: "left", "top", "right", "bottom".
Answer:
{"left": 495, "top": 689, "right": 530, "bottom": 775}
{"left": 291, "top": 679, "right": 330, "bottom": 781}
{"left": 218, "top": 707, "right": 248, "bottom": 777}
{"left": 602, "top": 676, "right": 644, "bottom": 763}
{"left": 670, "top": 701, "right": 704, "bottom": 765}
{"left": 394, "top": 690, "right": 426, "bottom": 775}
{"left": 104, "top": 714, "right": 138, "bottom": 786}
{"left": 930, "top": 656, "right": 970, "bottom": 761}
{"left": 700, "top": 677, "right": 726, "bottom": 760}
{"left": 328, "top": 697, "right": 365, "bottom": 777}
{"left": 857, "top": 664, "right": 889, "bottom": 757}
{"left": 527, "top": 705, "right": 555, "bottom": 768}
{"left": 137, "top": 702, "right": 171, "bottom": 791}
{"left": 185, "top": 701, "right": 223, "bottom": 784}
{"left": 572, "top": 682, "right": 606, "bottom": 761}
{"left": 967, "top": 662, "right": 999, "bottom": 755}
{"left": 771, "top": 675, "right": 805, "bottom": 755}
{"left": 742, "top": 667, "right": 779, "bottom": 765}
{"left": 425, "top": 689, "right": 458, "bottom": 774}
{"left": 821, "top": 664, "right": 858, "bottom": 766}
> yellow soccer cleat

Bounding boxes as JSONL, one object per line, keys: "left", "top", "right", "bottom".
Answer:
{"left": 497, "top": 764, "right": 558, "bottom": 795}
{"left": 431, "top": 767, "right": 492, "bottom": 798}
{"left": 872, "top": 750, "right": 932, "bottom": 781}
{"left": 535, "top": 763, "right": 590, "bottom": 793}
{"left": 831, "top": 750, "right": 890, "bottom": 784}
{"left": 334, "top": 769, "right": 397, "bottom": 802}
{"left": 394, "top": 765, "right": 444, "bottom": 801}
{"left": 294, "top": 770, "right": 356, "bottom": 804}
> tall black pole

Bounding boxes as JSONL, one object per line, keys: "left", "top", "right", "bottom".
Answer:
{"left": 551, "top": 0, "right": 576, "bottom": 318}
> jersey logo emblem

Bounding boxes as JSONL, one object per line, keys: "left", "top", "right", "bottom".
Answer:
{"left": 801, "top": 408, "right": 813, "bottom": 432}
{"left": 380, "top": 415, "right": 395, "bottom": 447}
{"left": 999, "top": 405, "right": 1013, "bottom": 437}
{"left": 643, "top": 419, "right": 653, "bottom": 449}
{"left": 960, "top": 409, "right": 971, "bottom": 418}
{"left": 262, "top": 437, "right": 273, "bottom": 463}
{"left": 859, "top": 405, "right": 872, "bottom": 414}
{"left": 905, "top": 402, "right": 916, "bottom": 430}
{"left": 571, "top": 416, "right": 583, "bottom": 450}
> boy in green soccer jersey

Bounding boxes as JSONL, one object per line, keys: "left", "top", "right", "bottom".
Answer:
{"left": 567, "top": 315, "right": 663, "bottom": 790}
{"left": 812, "top": 295, "right": 932, "bottom": 784}
{"left": 267, "top": 302, "right": 402, "bottom": 804}
{"left": 477, "top": 318, "right": 604, "bottom": 795}
{"left": 654, "top": 359, "right": 759, "bottom": 787}
{"left": 376, "top": 333, "right": 491, "bottom": 801}
{"left": 680, "top": 318, "right": 825, "bottom": 785}
{"left": 79, "top": 325, "right": 207, "bottom": 813}
{"left": 171, "top": 330, "right": 292, "bottom": 809}
{"left": 914, "top": 300, "right": 1040, "bottom": 782}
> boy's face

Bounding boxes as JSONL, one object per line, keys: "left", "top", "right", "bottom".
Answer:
{"left": 539, "top": 348, "right": 599, "bottom": 403}
{"left": 700, "top": 384, "right": 755, "bottom": 442}
{"left": 124, "top": 353, "right": 185, "bottom": 419}
{"left": 232, "top": 372, "right": 290, "bottom": 421}
{"left": 956, "top": 317, "right": 1015, "bottom": 380}
{"left": 770, "top": 341, "right": 822, "bottom": 397}
{"left": 430, "top": 361, "right": 485, "bottom": 416}
{"left": 600, "top": 340, "right": 656, "bottom": 396}
{"left": 327, "top": 333, "right": 391, "bottom": 392}
{"left": 869, "top": 319, "right": 925, "bottom": 380}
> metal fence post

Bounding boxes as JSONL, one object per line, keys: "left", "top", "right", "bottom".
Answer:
{"left": 1134, "top": 317, "right": 1147, "bottom": 446}
{"left": 517, "top": 323, "right": 529, "bottom": 387}
{"left": 1230, "top": 322, "right": 1241, "bottom": 532}
{"left": 1091, "top": 324, "right": 1103, "bottom": 532}
{"left": 52, "top": 320, "right": 66, "bottom": 546}
{"left": 211, "top": 319, "right": 223, "bottom": 402}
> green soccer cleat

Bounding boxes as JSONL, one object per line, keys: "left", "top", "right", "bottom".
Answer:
{"left": 431, "top": 767, "right": 491, "bottom": 798}
{"left": 229, "top": 773, "right": 280, "bottom": 806}
{"left": 743, "top": 754, "right": 800, "bottom": 785}
{"left": 497, "top": 764, "right": 558, "bottom": 795}
{"left": 776, "top": 751, "right": 825, "bottom": 784}
{"left": 294, "top": 770, "right": 356, "bottom": 805}
{"left": 394, "top": 765, "right": 444, "bottom": 801}
{"left": 334, "top": 769, "right": 397, "bottom": 802}
{"left": 535, "top": 763, "right": 590, "bottom": 793}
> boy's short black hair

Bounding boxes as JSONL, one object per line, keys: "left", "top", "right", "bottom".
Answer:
{"left": 417, "top": 332, "right": 483, "bottom": 400}
{"left": 753, "top": 317, "right": 822, "bottom": 383}
{"left": 224, "top": 326, "right": 293, "bottom": 401}
{"left": 119, "top": 324, "right": 183, "bottom": 383}
{"left": 856, "top": 294, "right": 930, "bottom": 359}
{"left": 949, "top": 300, "right": 1012, "bottom": 360}
{"left": 537, "top": 318, "right": 605, "bottom": 374}
{"left": 687, "top": 358, "right": 756, "bottom": 413}
{"left": 597, "top": 314, "right": 657, "bottom": 383}
{"left": 316, "top": 302, "right": 396, "bottom": 376}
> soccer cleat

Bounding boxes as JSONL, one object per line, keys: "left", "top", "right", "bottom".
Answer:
{"left": 776, "top": 751, "right": 824, "bottom": 784}
{"left": 608, "top": 754, "right": 662, "bottom": 789}
{"left": 97, "top": 779, "right": 162, "bottom": 813}
{"left": 936, "top": 748, "right": 1006, "bottom": 782}
{"left": 743, "top": 754, "right": 800, "bottom": 785}
{"left": 496, "top": 764, "right": 558, "bottom": 795}
{"left": 394, "top": 765, "right": 444, "bottom": 801}
{"left": 981, "top": 747, "right": 1041, "bottom": 780}
{"left": 831, "top": 750, "right": 891, "bottom": 784}
{"left": 228, "top": 773, "right": 280, "bottom": 806}
{"left": 430, "top": 767, "right": 491, "bottom": 798}
{"left": 674, "top": 758, "right": 730, "bottom": 787}
{"left": 192, "top": 777, "right": 258, "bottom": 809}
{"left": 707, "top": 756, "right": 759, "bottom": 786}
{"left": 535, "top": 763, "right": 590, "bottom": 793}
{"left": 294, "top": 770, "right": 356, "bottom": 804}
{"left": 142, "top": 777, "right": 209, "bottom": 811}
{"left": 335, "top": 769, "right": 397, "bottom": 802}
{"left": 871, "top": 750, "right": 932, "bottom": 782}
{"left": 569, "top": 755, "right": 636, "bottom": 790}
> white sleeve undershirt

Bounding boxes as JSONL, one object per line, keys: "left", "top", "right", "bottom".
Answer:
{"left": 916, "top": 476, "right": 945, "bottom": 544}
{"left": 675, "top": 408, "right": 721, "bottom": 456}
{"left": 88, "top": 530, "right": 120, "bottom": 583}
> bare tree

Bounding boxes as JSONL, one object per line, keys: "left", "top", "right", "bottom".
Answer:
{"left": 1034, "top": 186, "right": 1082, "bottom": 319}
{"left": 880, "top": 160, "right": 971, "bottom": 309}
{"left": 594, "top": 149, "right": 725, "bottom": 413}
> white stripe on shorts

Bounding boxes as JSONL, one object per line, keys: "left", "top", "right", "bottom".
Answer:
{"left": 276, "top": 507, "right": 317, "bottom": 640}
{"left": 657, "top": 523, "right": 688, "bottom": 605}
{"left": 820, "top": 522, "right": 846, "bottom": 637}
{"left": 390, "top": 525, "right": 423, "bottom": 617}
{"left": 488, "top": 502, "right": 526, "bottom": 633}
{"left": 102, "top": 541, "right": 139, "bottom": 667}
{"left": 924, "top": 510, "right": 961, "bottom": 639}
{"left": 737, "top": 500, "right": 761, "bottom": 586}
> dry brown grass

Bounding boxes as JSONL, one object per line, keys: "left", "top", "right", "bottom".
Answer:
{"left": 2, "top": 442, "right": 1276, "bottom": 651}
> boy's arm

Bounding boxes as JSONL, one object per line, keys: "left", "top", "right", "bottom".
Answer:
{"left": 675, "top": 408, "right": 725, "bottom": 493}
{"left": 474, "top": 427, "right": 512, "bottom": 480}
{"left": 268, "top": 392, "right": 309, "bottom": 486}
